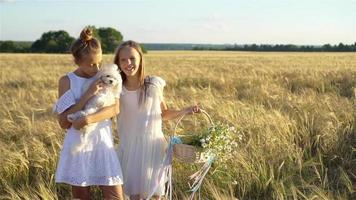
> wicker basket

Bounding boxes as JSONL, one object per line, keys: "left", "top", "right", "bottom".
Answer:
{"left": 171, "top": 109, "right": 214, "bottom": 163}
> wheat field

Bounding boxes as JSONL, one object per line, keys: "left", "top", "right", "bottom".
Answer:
{"left": 0, "top": 51, "right": 355, "bottom": 200}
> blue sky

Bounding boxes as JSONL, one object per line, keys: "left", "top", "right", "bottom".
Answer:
{"left": 1, "top": 0, "right": 355, "bottom": 44}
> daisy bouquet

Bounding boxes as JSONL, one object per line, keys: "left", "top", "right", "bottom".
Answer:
{"left": 172, "top": 110, "right": 242, "bottom": 199}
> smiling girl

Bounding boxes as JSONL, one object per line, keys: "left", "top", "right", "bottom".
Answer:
{"left": 113, "top": 40, "right": 200, "bottom": 200}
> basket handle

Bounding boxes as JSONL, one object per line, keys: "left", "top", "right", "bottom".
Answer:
{"left": 173, "top": 109, "right": 214, "bottom": 137}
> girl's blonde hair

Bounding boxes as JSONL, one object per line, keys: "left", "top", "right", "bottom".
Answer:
{"left": 113, "top": 40, "right": 150, "bottom": 107}
{"left": 70, "top": 27, "right": 101, "bottom": 62}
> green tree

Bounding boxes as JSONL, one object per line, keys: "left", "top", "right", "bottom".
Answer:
{"left": 140, "top": 44, "right": 147, "bottom": 54}
{"left": 0, "top": 41, "right": 30, "bottom": 52}
{"left": 0, "top": 41, "right": 16, "bottom": 52}
{"left": 97, "top": 27, "right": 123, "bottom": 53}
{"left": 30, "top": 30, "right": 75, "bottom": 53}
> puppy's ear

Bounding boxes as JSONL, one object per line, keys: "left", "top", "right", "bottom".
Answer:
{"left": 112, "top": 64, "right": 121, "bottom": 72}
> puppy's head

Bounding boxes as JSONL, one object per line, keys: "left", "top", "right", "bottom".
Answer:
{"left": 98, "top": 64, "right": 122, "bottom": 87}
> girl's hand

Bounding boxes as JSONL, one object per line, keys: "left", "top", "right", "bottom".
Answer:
{"left": 184, "top": 104, "right": 201, "bottom": 115}
{"left": 72, "top": 117, "right": 88, "bottom": 130}
{"left": 85, "top": 79, "right": 104, "bottom": 98}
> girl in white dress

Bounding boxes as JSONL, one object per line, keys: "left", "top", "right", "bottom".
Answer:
{"left": 53, "top": 27, "right": 124, "bottom": 200}
{"left": 113, "top": 40, "right": 200, "bottom": 200}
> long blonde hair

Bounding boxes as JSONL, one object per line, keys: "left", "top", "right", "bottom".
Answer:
{"left": 114, "top": 40, "right": 151, "bottom": 107}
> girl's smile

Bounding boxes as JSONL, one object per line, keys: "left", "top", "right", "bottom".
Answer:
{"left": 119, "top": 46, "right": 141, "bottom": 77}
{"left": 126, "top": 65, "right": 135, "bottom": 71}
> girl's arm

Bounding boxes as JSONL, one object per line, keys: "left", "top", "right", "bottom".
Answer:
{"left": 71, "top": 98, "right": 120, "bottom": 130}
{"left": 57, "top": 76, "right": 103, "bottom": 129}
{"left": 161, "top": 101, "right": 200, "bottom": 121}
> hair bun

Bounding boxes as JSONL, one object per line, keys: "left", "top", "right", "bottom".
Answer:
{"left": 80, "top": 27, "right": 93, "bottom": 42}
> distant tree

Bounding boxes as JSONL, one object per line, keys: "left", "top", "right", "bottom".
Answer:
{"left": 337, "top": 43, "right": 345, "bottom": 52}
{"left": 140, "top": 43, "right": 147, "bottom": 54}
{"left": 322, "top": 44, "right": 332, "bottom": 52}
{"left": 97, "top": 27, "right": 123, "bottom": 53}
{"left": 251, "top": 44, "right": 258, "bottom": 51}
{"left": 31, "top": 30, "right": 75, "bottom": 53}
{"left": 0, "top": 41, "right": 31, "bottom": 52}
{"left": 285, "top": 44, "right": 298, "bottom": 51}
{"left": 0, "top": 41, "right": 16, "bottom": 52}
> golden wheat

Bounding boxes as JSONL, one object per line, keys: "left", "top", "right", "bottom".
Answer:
{"left": 0, "top": 52, "right": 355, "bottom": 200}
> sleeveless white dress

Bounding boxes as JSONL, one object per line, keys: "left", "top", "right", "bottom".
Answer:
{"left": 117, "top": 76, "right": 167, "bottom": 198}
{"left": 55, "top": 72, "right": 123, "bottom": 186}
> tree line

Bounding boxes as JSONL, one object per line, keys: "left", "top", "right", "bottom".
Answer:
{"left": 193, "top": 43, "right": 356, "bottom": 52}
{"left": 0, "top": 26, "right": 123, "bottom": 53}
{"left": 1, "top": 28, "right": 355, "bottom": 52}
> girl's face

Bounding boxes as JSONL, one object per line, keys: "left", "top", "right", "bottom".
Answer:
{"left": 118, "top": 46, "right": 141, "bottom": 78}
{"left": 77, "top": 52, "right": 102, "bottom": 77}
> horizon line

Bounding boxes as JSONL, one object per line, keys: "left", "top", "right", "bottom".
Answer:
{"left": 1, "top": 40, "right": 355, "bottom": 46}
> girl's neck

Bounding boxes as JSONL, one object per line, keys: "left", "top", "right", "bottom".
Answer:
{"left": 73, "top": 68, "right": 92, "bottom": 79}
{"left": 124, "top": 76, "right": 141, "bottom": 90}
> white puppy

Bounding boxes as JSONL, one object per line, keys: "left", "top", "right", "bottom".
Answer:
{"left": 67, "top": 64, "right": 122, "bottom": 153}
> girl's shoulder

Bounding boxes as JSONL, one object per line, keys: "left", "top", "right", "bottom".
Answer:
{"left": 58, "top": 72, "right": 75, "bottom": 92}
{"left": 59, "top": 74, "right": 70, "bottom": 85}
{"left": 58, "top": 75, "right": 70, "bottom": 94}
{"left": 146, "top": 75, "right": 166, "bottom": 89}
{"left": 58, "top": 71, "right": 75, "bottom": 86}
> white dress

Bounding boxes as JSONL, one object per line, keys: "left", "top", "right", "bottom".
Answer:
{"left": 117, "top": 76, "right": 167, "bottom": 198}
{"left": 55, "top": 72, "right": 123, "bottom": 186}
